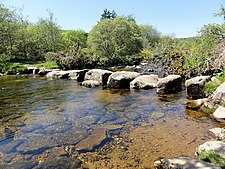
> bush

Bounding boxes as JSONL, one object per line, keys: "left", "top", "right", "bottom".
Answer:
{"left": 6, "top": 63, "right": 28, "bottom": 74}
{"left": 56, "top": 46, "right": 93, "bottom": 70}
{"left": 35, "top": 61, "right": 59, "bottom": 69}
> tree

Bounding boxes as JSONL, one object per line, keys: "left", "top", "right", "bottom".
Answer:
{"left": 88, "top": 16, "right": 142, "bottom": 65}
{"left": 214, "top": 4, "right": 225, "bottom": 22}
{"left": 100, "top": 8, "right": 117, "bottom": 20}
{"left": 26, "top": 11, "right": 63, "bottom": 60}
{"left": 61, "top": 29, "right": 87, "bottom": 49}
{"left": 139, "top": 25, "right": 161, "bottom": 50}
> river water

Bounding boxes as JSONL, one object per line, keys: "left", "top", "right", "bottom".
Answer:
{"left": 0, "top": 75, "right": 222, "bottom": 168}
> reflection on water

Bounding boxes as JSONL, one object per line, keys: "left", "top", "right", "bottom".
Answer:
{"left": 0, "top": 75, "right": 221, "bottom": 168}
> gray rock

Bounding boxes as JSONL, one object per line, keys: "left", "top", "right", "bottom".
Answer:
{"left": 204, "top": 82, "right": 225, "bottom": 109}
{"left": 209, "top": 128, "right": 225, "bottom": 140}
{"left": 0, "top": 73, "right": 3, "bottom": 76}
{"left": 82, "top": 80, "right": 101, "bottom": 88}
{"left": 46, "top": 70, "right": 71, "bottom": 79}
{"left": 38, "top": 68, "right": 52, "bottom": 76}
{"left": 130, "top": 74, "right": 158, "bottom": 89}
{"left": 68, "top": 69, "right": 89, "bottom": 82}
{"left": 84, "top": 69, "right": 112, "bottom": 85}
{"left": 107, "top": 71, "right": 140, "bottom": 89}
{"left": 185, "top": 76, "right": 211, "bottom": 99}
{"left": 213, "top": 106, "right": 225, "bottom": 122}
{"left": 154, "top": 157, "right": 220, "bottom": 169}
{"left": 196, "top": 140, "right": 225, "bottom": 160}
{"left": 157, "top": 75, "right": 182, "bottom": 94}
{"left": 27, "top": 66, "right": 39, "bottom": 74}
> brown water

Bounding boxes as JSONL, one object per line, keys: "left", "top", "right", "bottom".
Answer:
{"left": 0, "top": 75, "right": 222, "bottom": 168}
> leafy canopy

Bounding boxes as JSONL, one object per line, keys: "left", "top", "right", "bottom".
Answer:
{"left": 87, "top": 16, "right": 142, "bottom": 66}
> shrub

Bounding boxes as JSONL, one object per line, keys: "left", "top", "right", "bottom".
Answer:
{"left": 35, "top": 61, "right": 59, "bottom": 69}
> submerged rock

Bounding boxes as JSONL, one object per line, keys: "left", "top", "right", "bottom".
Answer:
{"left": 185, "top": 76, "right": 210, "bottom": 99}
{"left": 130, "top": 74, "right": 158, "bottom": 89}
{"left": 151, "top": 112, "right": 165, "bottom": 120}
{"left": 186, "top": 98, "right": 208, "bottom": 110}
{"left": 75, "top": 128, "right": 108, "bottom": 152}
{"left": 156, "top": 75, "right": 182, "bottom": 94}
{"left": 213, "top": 106, "right": 225, "bottom": 122}
{"left": 107, "top": 71, "right": 140, "bottom": 89}
{"left": 154, "top": 157, "right": 220, "bottom": 169}
{"left": 204, "top": 82, "right": 225, "bottom": 109}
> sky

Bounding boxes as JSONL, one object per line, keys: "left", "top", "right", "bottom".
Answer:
{"left": 1, "top": 0, "right": 224, "bottom": 38}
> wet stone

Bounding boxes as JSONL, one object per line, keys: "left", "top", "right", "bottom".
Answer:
{"left": 151, "top": 112, "right": 165, "bottom": 120}
{"left": 76, "top": 128, "right": 109, "bottom": 152}
{"left": 0, "top": 140, "right": 23, "bottom": 154}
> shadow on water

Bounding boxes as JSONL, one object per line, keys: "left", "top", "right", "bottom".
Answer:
{"left": 0, "top": 76, "right": 222, "bottom": 168}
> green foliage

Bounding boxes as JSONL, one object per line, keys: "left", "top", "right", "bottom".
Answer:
{"left": 204, "top": 81, "right": 221, "bottom": 96}
{"left": 61, "top": 29, "right": 87, "bottom": 49}
{"left": 35, "top": 61, "right": 59, "bottom": 69}
{"left": 139, "top": 25, "right": 161, "bottom": 50}
{"left": 204, "top": 69, "right": 225, "bottom": 96}
{"left": 6, "top": 63, "right": 27, "bottom": 74}
{"left": 54, "top": 46, "right": 93, "bottom": 70}
{"left": 139, "top": 49, "right": 153, "bottom": 59}
{"left": 198, "top": 150, "right": 225, "bottom": 166}
{"left": 87, "top": 16, "right": 143, "bottom": 66}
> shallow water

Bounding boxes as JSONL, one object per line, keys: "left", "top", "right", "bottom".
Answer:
{"left": 0, "top": 75, "right": 222, "bottom": 168}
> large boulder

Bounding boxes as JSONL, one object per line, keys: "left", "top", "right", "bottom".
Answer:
{"left": 196, "top": 140, "right": 225, "bottom": 166}
{"left": 130, "top": 74, "right": 158, "bottom": 89}
{"left": 68, "top": 69, "right": 89, "bottom": 82}
{"left": 156, "top": 75, "right": 182, "bottom": 94}
{"left": 107, "top": 71, "right": 140, "bottom": 89}
{"left": 213, "top": 106, "right": 225, "bottom": 122}
{"left": 46, "top": 71, "right": 71, "bottom": 79}
{"left": 204, "top": 82, "right": 225, "bottom": 109}
{"left": 209, "top": 128, "right": 225, "bottom": 141}
{"left": 84, "top": 69, "right": 112, "bottom": 86}
{"left": 154, "top": 157, "right": 220, "bottom": 169}
{"left": 185, "top": 76, "right": 211, "bottom": 99}
{"left": 81, "top": 80, "right": 101, "bottom": 88}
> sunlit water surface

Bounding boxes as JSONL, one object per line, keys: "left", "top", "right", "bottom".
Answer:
{"left": 0, "top": 75, "right": 222, "bottom": 168}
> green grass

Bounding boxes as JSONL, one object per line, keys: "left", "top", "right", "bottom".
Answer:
{"left": 35, "top": 61, "right": 59, "bottom": 69}
{"left": 204, "top": 81, "right": 221, "bottom": 96}
{"left": 204, "top": 73, "right": 225, "bottom": 96}
{"left": 198, "top": 150, "right": 225, "bottom": 166}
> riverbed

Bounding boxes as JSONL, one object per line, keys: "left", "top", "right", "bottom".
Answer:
{"left": 0, "top": 75, "right": 221, "bottom": 168}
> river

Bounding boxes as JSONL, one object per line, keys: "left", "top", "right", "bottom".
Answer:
{"left": 0, "top": 75, "right": 221, "bottom": 168}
